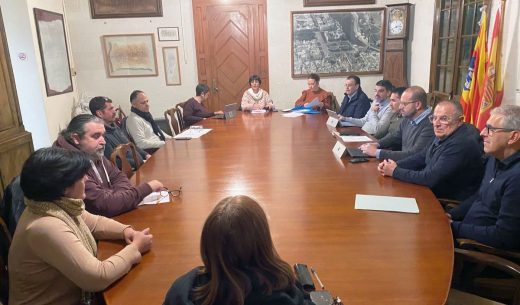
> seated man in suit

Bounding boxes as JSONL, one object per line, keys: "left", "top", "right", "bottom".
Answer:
{"left": 183, "top": 84, "right": 224, "bottom": 128}
{"left": 339, "top": 80, "right": 395, "bottom": 137}
{"left": 373, "top": 86, "right": 406, "bottom": 139}
{"left": 126, "top": 90, "right": 172, "bottom": 153}
{"left": 54, "top": 114, "right": 163, "bottom": 217}
{"left": 360, "top": 86, "right": 435, "bottom": 160}
{"left": 294, "top": 73, "right": 331, "bottom": 111}
{"left": 337, "top": 75, "right": 371, "bottom": 119}
{"left": 378, "top": 100, "right": 484, "bottom": 201}
{"left": 449, "top": 105, "right": 520, "bottom": 250}
{"left": 89, "top": 96, "right": 150, "bottom": 168}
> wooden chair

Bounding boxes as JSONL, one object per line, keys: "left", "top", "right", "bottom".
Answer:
{"left": 0, "top": 218, "right": 11, "bottom": 305}
{"left": 110, "top": 143, "right": 142, "bottom": 178}
{"left": 329, "top": 92, "right": 340, "bottom": 112}
{"left": 114, "top": 106, "right": 127, "bottom": 128}
{"left": 164, "top": 108, "right": 180, "bottom": 136}
{"left": 175, "top": 102, "right": 186, "bottom": 132}
{"left": 440, "top": 199, "right": 520, "bottom": 305}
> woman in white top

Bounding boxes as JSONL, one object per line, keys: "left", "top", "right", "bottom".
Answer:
{"left": 241, "top": 75, "right": 274, "bottom": 111}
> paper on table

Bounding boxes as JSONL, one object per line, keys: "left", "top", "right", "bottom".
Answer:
{"left": 355, "top": 194, "right": 419, "bottom": 213}
{"left": 139, "top": 192, "right": 170, "bottom": 206}
{"left": 251, "top": 109, "right": 267, "bottom": 114}
{"left": 305, "top": 98, "right": 320, "bottom": 108}
{"left": 174, "top": 128, "right": 212, "bottom": 139}
{"left": 340, "top": 135, "right": 373, "bottom": 142}
{"left": 282, "top": 112, "right": 304, "bottom": 118}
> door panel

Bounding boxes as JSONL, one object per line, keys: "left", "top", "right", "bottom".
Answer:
{"left": 193, "top": 0, "right": 268, "bottom": 111}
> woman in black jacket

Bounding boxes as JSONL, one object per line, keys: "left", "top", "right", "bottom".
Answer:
{"left": 163, "top": 195, "right": 313, "bottom": 305}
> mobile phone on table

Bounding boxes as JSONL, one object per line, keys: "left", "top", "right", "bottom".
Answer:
{"left": 349, "top": 158, "right": 368, "bottom": 163}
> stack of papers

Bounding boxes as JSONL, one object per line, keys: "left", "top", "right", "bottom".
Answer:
{"left": 139, "top": 192, "right": 170, "bottom": 206}
{"left": 354, "top": 194, "right": 419, "bottom": 213}
{"left": 340, "top": 135, "right": 372, "bottom": 142}
{"left": 282, "top": 112, "right": 304, "bottom": 118}
{"left": 174, "top": 128, "right": 212, "bottom": 139}
{"left": 251, "top": 109, "right": 267, "bottom": 114}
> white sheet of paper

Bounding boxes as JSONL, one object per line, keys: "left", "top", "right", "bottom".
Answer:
{"left": 282, "top": 112, "right": 304, "bottom": 118}
{"left": 355, "top": 194, "right": 419, "bottom": 213}
{"left": 174, "top": 128, "right": 212, "bottom": 139}
{"left": 340, "top": 135, "right": 372, "bottom": 142}
{"left": 251, "top": 109, "right": 267, "bottom": 114}
{"left": 139, "top": 192, "right": 170, "bottom": 206}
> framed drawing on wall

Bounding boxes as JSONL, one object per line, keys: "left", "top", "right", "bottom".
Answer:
{"left": 291, "top": 8, "right": 385, "bottom": 78}
{"left": 33, "top": 8, "right": 73, "bottom": 96}
{"left": 157, "top": 27, "right": 180, "bottom": 41}
{"left": 101, "top": 34, "right": 158, "bottom": 78}
{"left": 304, "top": 0, "right": 375, "bottom": 6}
{"left": 90, "top": 0, "right": 163, "bottom": 19}
{"left": 162, "top": 47, "right": 181, "bottom": 85}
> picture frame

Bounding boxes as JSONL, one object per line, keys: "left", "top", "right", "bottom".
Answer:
{"left": 157, "top": 27, "right": 180, "bottom": 41}
{"left": 33, "top": 8, "right": 73, "bottom": 96}
{"left": 162, "top": 47, "right": 181, "bottom": 86}
{"left": 89, "top": 0, "right": 162, "bottom": 19}
{"left": 101, "top": 34, "right": 158, "bottom": 78}
{"left": 304, "top": 0, "right": 375, "bottom": 6}
{"left": 291, "top": 8, "right": 385, "bottom": 78}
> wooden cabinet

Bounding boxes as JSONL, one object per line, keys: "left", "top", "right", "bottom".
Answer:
{"left": 0, "top": 9, "right": 33, "bottom": 198}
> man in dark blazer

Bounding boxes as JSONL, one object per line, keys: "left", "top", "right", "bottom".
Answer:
{"left": 337, "top": 75, "right": 371, "bottom": 119}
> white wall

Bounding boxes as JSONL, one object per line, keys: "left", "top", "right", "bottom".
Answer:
{"left": 0, "top": 0, "right": 51, "bottom": 149}
{"left": 64, "top": 0, "right": 198, "bottom": 118}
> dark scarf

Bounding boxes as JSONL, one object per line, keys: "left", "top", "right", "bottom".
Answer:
{"left": 131, "top": 106, "right": 166, "bottom": 141}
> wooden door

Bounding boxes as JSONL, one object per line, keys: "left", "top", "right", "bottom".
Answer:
{"left": 192, "top": 0, "right": 268, "bottom": 111}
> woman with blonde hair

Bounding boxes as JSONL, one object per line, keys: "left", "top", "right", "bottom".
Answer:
{"left": 163, "top": 195, "right": 312, "bottom": 305}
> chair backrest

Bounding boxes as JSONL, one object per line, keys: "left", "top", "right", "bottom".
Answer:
{"left": 120, "top": 116, "right": 136, "bottom": 144}
{"left": 0, "top": 217, "right": 11, "bottom": 305}
{"left": 114, "top": 106, "right": 127, "bottom": 128}
{"left": 110, "top": 143, "right": 142, "bottom": 178}
{"left": 164, "top": 108, "right": 180, "bottom": 136}
{"left": 175, "top": 102, "right": 186, "bottom": 132}
{"left": 329, "top": 92, "right": 340, "bottom": 112}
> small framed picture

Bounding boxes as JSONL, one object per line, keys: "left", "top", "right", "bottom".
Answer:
{"left": 157, "top": 27, "right": 180, "bottom": 41}
{"left": 162, "top": 47, "right": 181, "bottom": 86}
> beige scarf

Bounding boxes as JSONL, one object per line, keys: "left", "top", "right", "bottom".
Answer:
{"left": 247, "top": 88, "right": 265, "bottom": 101}
{"left": 25, "top": 197, "right": 97, "bottom": 256}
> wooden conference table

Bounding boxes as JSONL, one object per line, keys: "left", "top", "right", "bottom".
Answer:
{"left": 99, "top": 112, "right": 453, "bottom": 305}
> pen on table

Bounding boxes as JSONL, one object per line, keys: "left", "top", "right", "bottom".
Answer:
{"left": 310, "top": 267, "right": 325, "bottom": 290}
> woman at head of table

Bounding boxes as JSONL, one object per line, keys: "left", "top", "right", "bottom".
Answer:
{"left": 241, "top": 74, "right": 275, "bottom": 111}
{"left": 8, "top": 147, "right": 153, "bottom": 305}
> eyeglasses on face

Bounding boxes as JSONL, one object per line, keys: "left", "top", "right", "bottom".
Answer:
{"left": 399, "top": 100, "right": 417, "bottom": 106}
{"left": 428, "top": 115, "right": 459, "bottom": 124}
{"left": 484, "top": 124, "right": 516, "bottom": 135}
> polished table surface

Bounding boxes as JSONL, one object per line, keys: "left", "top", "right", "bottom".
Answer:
{"left": 99, "top": 112, "right": 453, "bottom": 305}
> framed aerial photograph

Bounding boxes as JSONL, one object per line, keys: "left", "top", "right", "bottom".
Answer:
{"left": 304, "top": 0, "right": 375, "bottom": 6}
{"left": 157, "top": 27, "right": 180, "bottom": 41}
{"left": 90, "top": 0, "right": 163, "bottom": 19}
{"left": 101, "top": 34, "right": 158, "bottom": 78}
{"left": 33, "top": 8, "right": 73, "bottom": 96}
{"left": 291, "top": 8, "right": 385, "bottom": 78}
{"left": 162, "top": 47, "right": 181, "bottom": 85}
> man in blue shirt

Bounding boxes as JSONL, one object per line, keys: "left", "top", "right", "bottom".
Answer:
{"left": 337, "top": 75, "right": 371, "bottom": 119}
{"left": 449, "top": 105, "right": 520, "bottom": 250}
{"left": 378, "top": 100, "right": 484, "bottom": 201}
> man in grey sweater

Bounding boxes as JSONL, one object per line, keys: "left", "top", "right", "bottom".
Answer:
{"left": 360, "top": 86, "right": 434, "bottom": 161}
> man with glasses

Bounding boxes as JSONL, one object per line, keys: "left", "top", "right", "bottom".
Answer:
{"left": 378, "top": 100, "right": 484, "bottom": 201}
{"left": 448, "top": 105, "right": 520, "bottom": 249}
{"left": 339, "top": 79, "right": 394, "bottom": 137}
{"left": 360, "top": 86, "right": 434, "bottom": 160}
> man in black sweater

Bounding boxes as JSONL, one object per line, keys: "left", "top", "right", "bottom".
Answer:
{"left": 378, "top": 100, "right": 484, "bottom": 201}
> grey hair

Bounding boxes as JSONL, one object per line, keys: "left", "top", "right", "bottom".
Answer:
{"left": 60, "top": 114, "right": 103, "bottom": 142}
{"left": 490, "top": 105, "right": 520, "bottom": 130}
{"left": 435, "top": 100, "right": 463, "bottom": 118}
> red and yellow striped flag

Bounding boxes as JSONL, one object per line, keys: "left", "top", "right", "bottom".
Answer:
{"left": 460, "top": 10, "right": 487, "bottom": 125}
{"left": 476, "top": 8, "right": 504, "bottom": 130}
